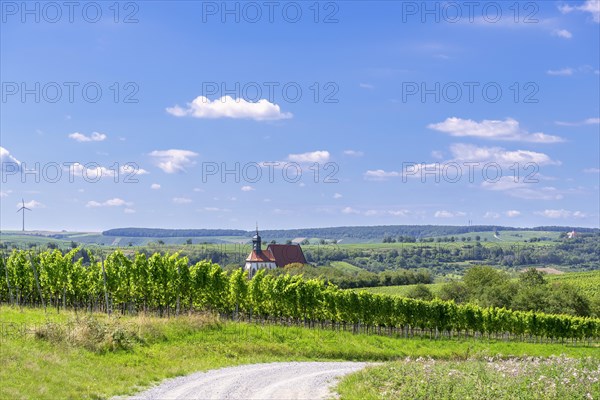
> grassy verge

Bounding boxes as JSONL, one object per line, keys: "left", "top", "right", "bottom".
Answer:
{"left": 337, "top": 356, "right": 600, "bottom": 399}
{"left": 1, "top": 306, "right": 598, "bottom": 399}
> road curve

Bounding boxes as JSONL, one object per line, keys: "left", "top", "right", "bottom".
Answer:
{"left": 123, "top": 361, "right": 369, "bottom": 400}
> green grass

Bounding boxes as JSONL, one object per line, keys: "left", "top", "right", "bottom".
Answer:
{"left": 337, "top": 356, "right": 599, "bottom": 400}
{"left": 2, "top": 306, "right": 598, "bottom": 400}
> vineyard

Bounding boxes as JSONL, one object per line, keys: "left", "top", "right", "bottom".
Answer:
{"left": 548, "top": 271, "right": 600, "bottom": 299}
{"left": 1, "top": 249, "right": 599, "bottom": 343}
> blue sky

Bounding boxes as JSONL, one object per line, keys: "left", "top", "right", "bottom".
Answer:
{"left": 1, "top": 0, "right": 599, "bottom": 231}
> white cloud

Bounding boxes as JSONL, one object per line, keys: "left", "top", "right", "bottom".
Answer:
{"left": 149, "top": 149, "right": 198, "bottom": 173}
{"left": 203, "top": 207, "right": 230, "bottom": 212}
{"left": 559, "top": 0, "right": 600, "bottom": 23}
{"left": 435, "top": 210, "right": 466, "bottom": 218}
{"left": 481, "top": 177, "right": 563, "bottom": 200}
{"left": 150, "top": 183, "right": 161, "bottom": 190}
{"left": 431, "top": 150, "right": 444, "bottom": 159}
{"left": 365, "top": 209, "right": 411, "bottom": 217}
{"left": 68, "top": 132, "right": 107, "bottom": 142}
{"left": 552, "top": 29, "right": 573, "bottom": 38}
{"left": 341, "top": 207, "right": 360, "bottom": 214}
{"left": 16, "top": 200, "right": 45, "bottom": 209}
{"left": 484, "top": 212, "right": 500, "bottom": 219}
{"left": 241, "top": 185, "right": 255, "bottom": 192}
{"left": 428, "top": 117, "right": 564, "bottom": 143}
{"left": 124, "top": 208, "right": 136, "bottom": 214}
{"left": 86, "top": 198, "right": 132, "bottom": 208}
{"left": 172, "top": 197, "right": 192, "bottom": 204}
{"left": 333, "top": 193, "right": 343, "bottom": 199}
{"left": 288, "top": 150, "right": 330, "bottom": 163}
{"left": 119, "top": 164, "right": 149, "bottom": 175}
{"left": 359, "top": 83, "right": 374, "bottom": 89}
{"left": 450, "top": 143, "right": 560, "bottom": 166}
{"left": 535, "top": 209, "right": 587, "bottom": 219}
{"left": 583, "top": 168, "right": 600, "bottom": 173}
{"left": 166, "top": 96, "right": 292, "bottom": 121}
{"left": 555, "top": 118, "right": 600, "bottom": 126}
{"left": 506, "top": 210, "right": 521, "bottom": 217}
{"left": 0, "top": 190, "right": 10, "bottom": 197}
{"left": 66, "top": 163, "right": 148, "bottom": 179}
{"left": 343, "top": 150, "right": 364, "bottom": 157}
{"left": 547, "top": 68, "right": 574, "bottom": 76}
{"left": 364, "top": 169, "right": 401, "bottom": 180}
{"left": 0, "top": 146, "right": 21, "bottom": 165}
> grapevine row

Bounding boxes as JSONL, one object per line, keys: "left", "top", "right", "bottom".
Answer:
{"left": 1, "top": 249, "right": 598, "bottom": 341}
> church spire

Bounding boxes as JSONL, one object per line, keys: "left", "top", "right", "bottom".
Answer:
{"left": 252, "top": 224, "right": 262, "bottom": 254}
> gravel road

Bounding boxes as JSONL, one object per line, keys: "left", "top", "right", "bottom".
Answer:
{"left": 122, "top": 361, "right": 369, "bottom": 400}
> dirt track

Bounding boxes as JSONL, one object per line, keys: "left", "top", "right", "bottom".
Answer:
{"left": 124, "top": 361, "right": 369, "bottom": 400}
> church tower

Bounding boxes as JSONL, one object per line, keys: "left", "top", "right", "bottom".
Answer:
{"left": 252, "top": 226, "right": 262, "bottom": 254}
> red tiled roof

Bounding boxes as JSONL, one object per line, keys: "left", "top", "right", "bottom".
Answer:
{"left": 246, "top": 249, "right": 276, "bottom": 262}
{"left": 266, "top": 244, "right": 307, "bottom": 268}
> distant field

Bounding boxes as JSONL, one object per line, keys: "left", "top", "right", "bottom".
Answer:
{"left": 353, "top": 283, "right": 445, "bottom": 297}
{"left": 352, "top": 270, "right": 600, "bottom": 299}
{"left": 0, "top": 229, "right": 567, "bottom": 249}
{"left": 330, "top": 261, "right": 363, "bottom": 274}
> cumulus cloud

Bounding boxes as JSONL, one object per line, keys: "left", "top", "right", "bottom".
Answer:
{"left": 559, "top": 0, "right": 600, "bottom": 23}
{"left": 343, "top": 150, "right": 364, "bottom": 157}
{"left": 449, "top": 143, "right": 560, "bottom": 166}
{"left": 172, "top": 197, "right": 192, "bottom": 204}
{"left": 365, "top": 209, "right": 411, "bottom": 217}
{"left": 341, "top": 207, "right": 360, "bottom": 214}
{"left": 68, "top": 132, "right": 107, "bottom": 142}
{"left": 535, "top": 209, "right": 587, "bottom": 219}
{"left": 506, "top": 210, "right": 521, "bottom": 217}
{"left": 203, "top": 207, "right": 230, "bottom": 212}
{"left": 67, "top": 163, "right": 148, "bottom": 179}
{"left": 86, "top": 198, "right": 132, "bottom": 208}
{"left": 288, "top": 150, "right": 330, "bottom": 163}
{"left": 124, "top": 208, "right": 136, "bottom": 214}
{"left": 149, "top": 149, "right": 198, "bottom": 173}
{"left": 552, "top": 29, "right": 572, "bottom": 38}
{"left": 484, "top": 212, "right": 500, "bottom": 219}
{"left": 16, "top": 200, "right": 45, "bottom": 209}
{"left": 555, "top": 118, "right": 600, "bottom": 126}
{"left": 547, "top": 68, "right": 574, "bottom": 76}
{"left": 481, "top": 177, "right": 564, "bottom": 200}
{"left": 0, "top": 146, "right": 21, "bottom": 166}
{"left": 333, "top": 193, "right": 343, "bottom": 199}
{"left": 241, "top": 185, "right": 255, "bottom": 192}
{"left": 428, "top": 117, "right": 564, "bottom": 143}
{"left": 151, "top": 183, "right": 161, "bottom": 190}
{"left": 435, "top": 210, "right": 466, "bottom": 218}
{"left": 363, "top": 169, "right": 401, "bottom": 180}
{"left": 166, "top": 96, "right": 292, "bottom": 121}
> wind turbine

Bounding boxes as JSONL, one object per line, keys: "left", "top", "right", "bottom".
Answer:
{"left": 17, "top": 199, "right": 31, "bottom": 232}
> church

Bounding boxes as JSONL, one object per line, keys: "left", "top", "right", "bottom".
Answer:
{"left": 244, "top": 228, "right": 307, "bottom": 277}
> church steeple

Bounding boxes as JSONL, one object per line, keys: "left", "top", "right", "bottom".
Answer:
{"left": 252, "top": 224, "right": 262, "bottom": 254}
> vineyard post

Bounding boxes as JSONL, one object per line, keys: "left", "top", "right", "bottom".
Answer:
{"left": 2, "top": 251, "right": 15, "bottom": 306}
{"left": 99, "top": 252, "right": 111, "bottom": 316}
{"left": 28, "top": 251, "right": 46, "bottom": 313}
